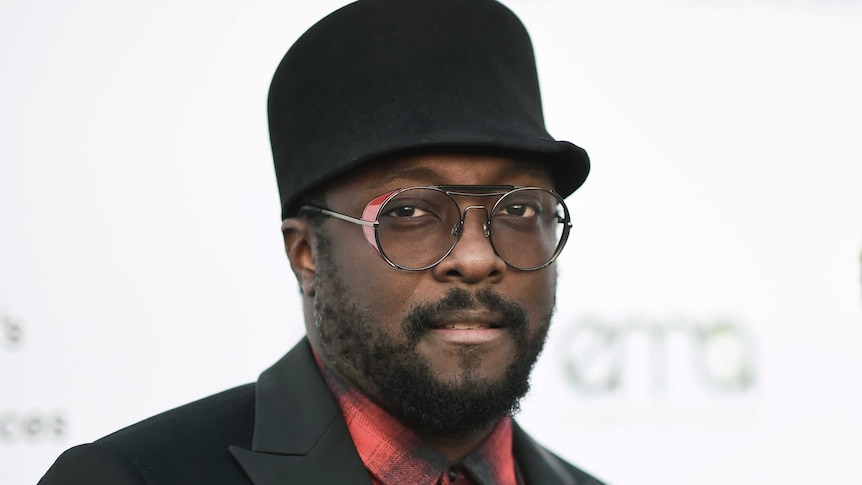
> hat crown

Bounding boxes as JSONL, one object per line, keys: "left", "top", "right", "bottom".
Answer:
{"left": 269, "top": 0, "right": 588, "bottom": 218}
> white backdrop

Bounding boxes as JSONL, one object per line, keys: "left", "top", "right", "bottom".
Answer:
{"left": 2, "top": 1, "right": 861, "bottom": 483}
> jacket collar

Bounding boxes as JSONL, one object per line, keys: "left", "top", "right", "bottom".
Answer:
{"left": 512, "top": 423, "right": 580, "bottom": 485}
{"left": 229, "top": 338, "right": 578, "bottom": 485}
{"left": 229, "top": 339, "right": 370, "bottom": 485}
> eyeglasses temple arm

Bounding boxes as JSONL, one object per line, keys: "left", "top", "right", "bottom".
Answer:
{"left": 286, "top": 205, "right": 377, "bottom": 230}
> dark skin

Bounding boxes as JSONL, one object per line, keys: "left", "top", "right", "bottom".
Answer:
{"left": 282, "top": 153, "right": 558, "bottom": 460}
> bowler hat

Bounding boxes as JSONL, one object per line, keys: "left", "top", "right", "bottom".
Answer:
{"left": 269, "top": 0, "right": 590, "bottom": 219}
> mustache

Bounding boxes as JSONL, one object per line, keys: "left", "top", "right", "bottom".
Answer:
{"left": 403, "top": 288, "right": 529, "bottom": 342}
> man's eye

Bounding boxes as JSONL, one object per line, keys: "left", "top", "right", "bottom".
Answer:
{"left": 384, "top": 205, "right": 429, "bottom": 218}
{"left": 500, "top": 203, "right": 537, "bottom": 217}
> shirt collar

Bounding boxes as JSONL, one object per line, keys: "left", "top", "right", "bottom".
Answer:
{"left": 318, "top": 362, "right": 518, "bottom": 485}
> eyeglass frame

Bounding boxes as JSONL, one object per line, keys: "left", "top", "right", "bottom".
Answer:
{"left": 288, "top": 185, "right": 572, "bottom": 272}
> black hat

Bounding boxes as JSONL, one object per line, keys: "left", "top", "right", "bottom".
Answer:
{"left": 269, "top": 0, "right": 590, "bottom": 219}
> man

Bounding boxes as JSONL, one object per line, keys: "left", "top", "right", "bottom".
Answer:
{"left": 40, "top": 0, "right": 604, "bottom": 483}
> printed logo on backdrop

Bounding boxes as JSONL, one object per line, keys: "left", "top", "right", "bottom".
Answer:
{"left": 2, "top": 309, "right": 24, "bottom": 351}
{"left": 1, "top": 308, "right": 68, "bottom": 444}
{"left": 0, "top": 412, "right": 67, "bottom": 443}
{"left": 559, "top": 317, "right": 757, "bottom": 395}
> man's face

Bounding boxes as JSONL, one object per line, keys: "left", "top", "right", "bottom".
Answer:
{"left": 304, "top": 153, "right": 558, "bottom": 438}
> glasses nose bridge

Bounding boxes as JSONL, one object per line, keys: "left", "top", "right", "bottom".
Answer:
{"left": 445, "top": 189, "right": 500, "bottom": 233}
{"left": 457, "top": 205, "right": 492, "bottom": 238}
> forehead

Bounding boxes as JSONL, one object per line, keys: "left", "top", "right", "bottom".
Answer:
{"left": 326, "top": 152, "right": 554, "bottom": 199}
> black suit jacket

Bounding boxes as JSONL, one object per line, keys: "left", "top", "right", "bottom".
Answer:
{"left": 39, "top": 339, "right": 605, "bottom": 484}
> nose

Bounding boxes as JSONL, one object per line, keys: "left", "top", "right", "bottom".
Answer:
{"left": 431, "top": 206, "right": 506, "bottom": 283}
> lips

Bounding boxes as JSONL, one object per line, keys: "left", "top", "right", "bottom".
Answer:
{"left": 430, "top": 311, "right": 504, "bottom": 330}
{"left": 446, "top": 322, "right": 493, "bottom": 330}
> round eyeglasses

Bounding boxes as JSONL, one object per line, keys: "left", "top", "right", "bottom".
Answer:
{"left": 292, "top": 185, "right": 572, "bottom": 271}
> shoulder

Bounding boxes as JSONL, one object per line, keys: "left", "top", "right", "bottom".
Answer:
{"left": 98, "top": 382, "right": 256, "bottom": 450}
{"left": 39, "top": 384, "right": 256, "bottom": 485}
{"left": 512, "top": 422, "right": 608, "bottom": 485}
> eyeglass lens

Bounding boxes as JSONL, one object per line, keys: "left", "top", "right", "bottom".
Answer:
{"left": 373, "top": 187, "right": 567, "bottom": 270}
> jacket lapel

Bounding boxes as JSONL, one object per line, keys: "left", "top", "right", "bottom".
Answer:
{"left": 229, "top": 339, "right": 371, "bottom": 485}
{"left": 512, "top": 423, "right": 579, "bottom": 485}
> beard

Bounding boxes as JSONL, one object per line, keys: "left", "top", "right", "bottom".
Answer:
{"left": 312, "top": 248, "right": 552, "bottom": 439}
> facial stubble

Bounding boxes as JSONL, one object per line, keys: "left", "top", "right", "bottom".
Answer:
{"left": 311, "top": 235, "right": 553, "bottom": 439}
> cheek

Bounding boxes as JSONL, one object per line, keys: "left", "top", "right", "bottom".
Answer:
{"left": 519, "top": 270, "right": 557, "bottom": 323}
{"left": 326, "top": 234, "right": 420, "bottom": 323}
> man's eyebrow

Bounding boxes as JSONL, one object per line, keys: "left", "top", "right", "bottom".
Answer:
{"left": 372, "top": 166, "right": 443, "bottom": 187}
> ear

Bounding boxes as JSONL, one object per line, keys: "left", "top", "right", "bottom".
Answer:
{"left": 282, "top": 218, "right": 318, "bottom": 297}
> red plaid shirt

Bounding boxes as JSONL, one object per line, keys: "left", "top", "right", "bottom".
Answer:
{"left": 319, "top": 365, "right": 519, "bottom": 485}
